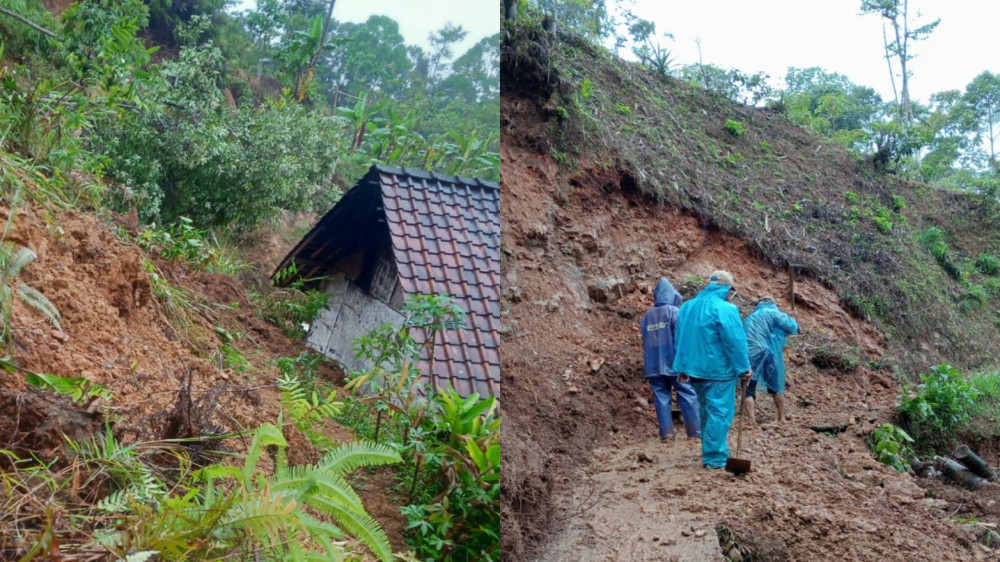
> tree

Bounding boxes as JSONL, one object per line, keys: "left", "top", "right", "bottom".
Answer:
{"left": 426, "top": 23, "right": 469, "bottom": 87}
{"left": 317, "top": 15, "right": 414, "bottom": 100}
{"left": 783, "top": 67, "right": 884, "bottom": 144}
{"left": 963, "top": 71, "right": 1000, "bottom": 168}
{"left": 624, "top": 15, "right": 674, "bottom": 76}
{"left": 294, "top": 0, "right": 337, "bottom": 101}
{"left": 859, "top": 0, "right": 939, "bottom": 127}
{"left": 529, "top": 0, "right": 610, "bottom": 41}
{"left": 447, "top": 33, "right": 500, "bottom": 102}
{"left": 918, "top": 90, "right": 974, "bottom": 180}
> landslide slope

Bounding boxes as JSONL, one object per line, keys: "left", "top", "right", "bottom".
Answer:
{"left": 500, "top": 22, "right": 1000, "bottom": 561}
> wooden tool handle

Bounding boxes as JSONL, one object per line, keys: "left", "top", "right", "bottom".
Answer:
{"left": 736, "top": 377, "right": 747, "bottom": 458}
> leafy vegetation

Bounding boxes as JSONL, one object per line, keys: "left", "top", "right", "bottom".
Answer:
{"left": 869, "top": 423, "right": 914, "bottom": 472}
{"left": 337, "top": 294, "right": 500, "bottom": 560}
{"left": 0, "top": 1, "right": 500, "bottom": 557}
{"left": 724, "top": 119, "right": 745, "bottom": 137}
{"left": 253, "top": 264, "right": 332, "bottom": 339}
{"left": 0, "top": 401, "right": 401, "bottom": 560}
{"left": 897, "top": 364, "right": 979, "bottom": 452}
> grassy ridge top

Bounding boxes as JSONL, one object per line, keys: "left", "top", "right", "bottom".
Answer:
{"left": 501, "top": 19, "right": 1000, "bottom": 375}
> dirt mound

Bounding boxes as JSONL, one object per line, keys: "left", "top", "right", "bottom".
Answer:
{"left": 0, "top": 203, "right": 404, "bottom": 551}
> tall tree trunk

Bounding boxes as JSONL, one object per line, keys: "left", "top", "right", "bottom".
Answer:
{"left": 899, "top": 0, "right": 912, "bottom": 127}
{"left": 880, "top": 22, "right": 899, "bottom": 113}
{"left": 990, "top": 120, "right": 996, "bottom": 166}
{"left": 887, "top": 10, "right": 910, "bottom": 126}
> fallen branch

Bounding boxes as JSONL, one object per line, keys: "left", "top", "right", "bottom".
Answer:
{"left": 0, "top": 8, "right": 56, "bottom": 38}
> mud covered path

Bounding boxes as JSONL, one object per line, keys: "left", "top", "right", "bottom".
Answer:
{"left": 535, "top": 382, "right": 979, "bottom": 562}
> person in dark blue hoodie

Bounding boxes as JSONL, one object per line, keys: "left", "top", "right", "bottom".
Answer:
{"left": 641, "top": 277, "right": 701, "bottom": 442}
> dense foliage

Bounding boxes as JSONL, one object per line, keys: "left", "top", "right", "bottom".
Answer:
{"left": 338, "top": 295, "right": 501, "bottom": 561}
{"left": 3, "top": 0, "right": 498, "bottom": 232}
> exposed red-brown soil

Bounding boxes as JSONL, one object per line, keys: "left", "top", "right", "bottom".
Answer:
{"left": 0, "top": 203, "right": 404, "bottom": 557}
{"left": 499, "top": 93, "right": 999, "bottom": 560}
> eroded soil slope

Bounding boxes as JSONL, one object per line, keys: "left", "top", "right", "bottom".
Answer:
{"left": 0, "top": 204, "right": 407, "bottom": 554}
{"left": 500, "top": 107, "right": 992, "bottom": 559}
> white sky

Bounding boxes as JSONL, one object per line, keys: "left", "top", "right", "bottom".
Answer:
{"left": 233, "top": 0, "right": 498, "bottom": 56}
{"left": 623, "top": 0, "right": 1000, "bottom": 105}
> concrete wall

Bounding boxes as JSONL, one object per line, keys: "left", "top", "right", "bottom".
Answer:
{"left": 306, "top": 266, "right": 405, "bottom": 373}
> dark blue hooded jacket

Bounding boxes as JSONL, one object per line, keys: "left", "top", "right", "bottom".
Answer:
{"left": 640, "top": 278, "right": 682, "bottom": 378}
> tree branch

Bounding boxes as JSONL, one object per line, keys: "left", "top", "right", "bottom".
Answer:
{"left": 0, "top": 8, "right": 57, "bottom": 38}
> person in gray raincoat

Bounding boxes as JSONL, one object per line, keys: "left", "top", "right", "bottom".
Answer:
{"left": 742, "top": 297, "right": 799, "bottom": 425}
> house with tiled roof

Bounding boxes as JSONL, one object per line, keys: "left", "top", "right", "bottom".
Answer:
{"left": 273, "top": 165, "right": 500, "bottom": 398}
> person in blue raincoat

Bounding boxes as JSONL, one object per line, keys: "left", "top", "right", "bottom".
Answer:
{"left": 673, "top": 270, "right": 752, "bottom": 469}
{"left": 742, "top": 297, "right": 799, "bottom": 425}
{"left": 640, "top": 277, "right": 701, "bottom": 442}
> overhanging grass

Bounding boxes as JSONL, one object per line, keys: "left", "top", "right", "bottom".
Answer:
{"left": 967, "top": 369, "right": 1000, "bottom": 439}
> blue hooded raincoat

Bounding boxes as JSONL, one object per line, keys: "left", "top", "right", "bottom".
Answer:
{"left": 641, "top": 278, "right": 682, "bottom": 377}
{"left": 640, "top": 278, "right": 701, "bottom": 438}
{"left": 745, "top": 300, "right": 798, "bottom": 394}
{"left": 672, "top": 282, "right": 751, "bottom": 468}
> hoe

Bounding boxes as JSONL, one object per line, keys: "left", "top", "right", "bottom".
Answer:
{"left": 725, "top": 377, "right": 752, "bottom": 475}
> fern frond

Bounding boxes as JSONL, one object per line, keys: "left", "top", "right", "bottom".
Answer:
{"left": 305, "top": 491, "right": 394, "bottom": 562}
{"left": 223, "top": 482, "right": 301, "bottom": 552}
{"left": 96, "top": 489, "right": 131, "bottom": 514}
{"left": 297, "top": 512, "right": 348, "bottom": 561}
{"left": 316, "top": 441, "right": 402, "bottom": 475}
{"left": 243, "top": 423, "right": 287, "bottom": 486}
{"left": 5, "top": 246, "right": 36, "bottom": 277}
{"left": 17, "top": 284, "right": 61, "bottom": 330}
{"left": 271, "top": 465, "right": 364, "bottom": 513}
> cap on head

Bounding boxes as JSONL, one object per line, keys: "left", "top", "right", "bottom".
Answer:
{"left": 709, "top": 270, "right": 734, "bottom": 287}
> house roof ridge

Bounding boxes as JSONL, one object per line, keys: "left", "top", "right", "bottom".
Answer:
{"left": 374, "top": 164, "right": 499, "bottom": 191}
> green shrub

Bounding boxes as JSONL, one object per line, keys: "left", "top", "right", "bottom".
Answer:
{"left": 580, "top": 77, "right": 594, "bottom": 100}
{"left": 340, "top": 295, "right": 499, "bottom": 560}
{"left": 868, "top": 423, "right": 913, "bottom": 472}
{"left": 897, "top": 364, "right": 979, "bottom": 452}
{"left": 976, "top": 253, "right": 1000, "bottom": 276}
{"left": 91, "top": 20, "right": 345, "bottom": 230}
{"left": 962, "top": 284, "right": 990, "bottom": 312}
{"left": 968, "top": 371, "right": 1000, "bottom": 439}
{"left": 986, "top": 278, "right": 1000, "bottom": 298}
{"left": 891, "top": 194, "right": 906, "bottom": 212}
{"left": 845, "top": 191, "right": 859, "bottom": 203}
{"left": 253, "top": 265, "right": 332, "bottom": 338}
{"left": 874, "top": 215, "right": 893, "bottom": 233}
{"left": 724, "top": 119, "right": 745, "bottom": 137}
{"left": 919, "top": 226, "right": 947, "bottom": 257}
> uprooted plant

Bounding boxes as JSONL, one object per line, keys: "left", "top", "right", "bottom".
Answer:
{"left": 0, "top": 240, "right": 61, "bottom": 348}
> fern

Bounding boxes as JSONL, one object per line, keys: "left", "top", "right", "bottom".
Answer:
{"left": 316, "top": 441, "right": 403, "bottom": 474}
{"left": 278, "top": 374, "right": 344, "bottom": 452}
{"left": 197, "top": 424, "right": 402, "bottom": 561}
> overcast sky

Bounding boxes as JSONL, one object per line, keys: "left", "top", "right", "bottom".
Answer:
{"left": 233, "top": 0, "right": 498, "bottom": 55}
{"left": 623, "top": 0, "right": 1000, "bottom": 105}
